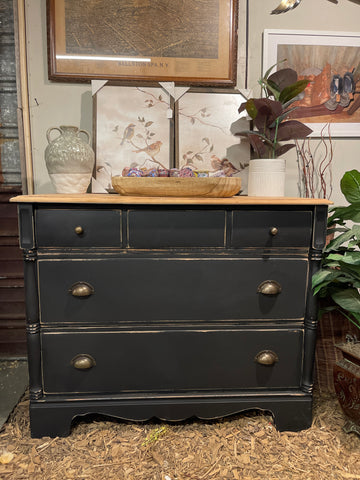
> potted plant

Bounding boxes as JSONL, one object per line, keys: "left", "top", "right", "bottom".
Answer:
{"left": 237, "top": 64, "right": 313, "bottom": 196}
{"left": 312, "top": 169, "right": 360, "bottom": 435}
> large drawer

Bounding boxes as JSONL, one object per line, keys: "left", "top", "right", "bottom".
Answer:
{"left": 41, "top": 328, "right": 304, "bottom": 394}
{"left": 35, "top": 209, "right": 121, "bottom": 247}
{"left": 231, "top": 210, "right": 312, "bottom": 248}
{"left": 38, "top": 257, "right": 308, "bottom": 323}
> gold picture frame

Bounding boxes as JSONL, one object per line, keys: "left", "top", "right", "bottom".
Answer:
{"left": 47, "top": 0, "right": 239, "bottom": 86}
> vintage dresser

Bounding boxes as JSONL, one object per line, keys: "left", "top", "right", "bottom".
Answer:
{"left": 11, "top": 194, "right": 330, "bottom": 437}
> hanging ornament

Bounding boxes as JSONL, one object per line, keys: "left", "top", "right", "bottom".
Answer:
{"left": 271, "top": 0, "right": 340, "bottom": 15}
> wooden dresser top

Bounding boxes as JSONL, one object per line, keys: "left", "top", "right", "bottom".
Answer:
{"left": 10, "top": 194, "right": 333, "bottom": 206}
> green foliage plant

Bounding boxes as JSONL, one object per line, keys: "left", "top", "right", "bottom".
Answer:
{"left": 237, "top": 62, "right": 313, "bottom": 159}
{"left": 141, "top": 426, "right": 167, "bottom": 447}
{"left": 312, "top": 169, "right": 360, "bottom": 330}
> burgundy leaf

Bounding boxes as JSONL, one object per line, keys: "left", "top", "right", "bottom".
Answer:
{"left": 268, "top": 68, "right": 298, "bottom": 91}
{"left": 248, "top": 134, "right": 268, "bottom": 158}
{"left": 276, "top": 120, "right": 313, "bottom": 141}
{"left": 275, "top": 143, "right": 296, "bottom": 157}
{"left": 238, "top": 102, "right": 247, "bottom": 114}
{"left": 252, "top": 99, "right": 283, "bottom": 131}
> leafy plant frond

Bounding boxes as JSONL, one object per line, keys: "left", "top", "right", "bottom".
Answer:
{"left": 313, "top": 169, "right": 360, "bottom": 331}
{"left": 237, "top": 64, "right": 312, "bottom": 159}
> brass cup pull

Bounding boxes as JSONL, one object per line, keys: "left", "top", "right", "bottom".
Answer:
{"left": 69, "top": 282, "right": 94, "bottom": 297}
{"left": 257, "top": 280, "right": 282, "bottom": 296}
{"left": 74, "top": 225, "right": 84, "bottom": 235}
{"left": 270, "top": 227, "right": 278, "bottom": 236}
{"left": 71, "top": 354, "right": 96, "bottom": 370}
{"left": 255, "top": 350, "right": 279, "bottom": 366}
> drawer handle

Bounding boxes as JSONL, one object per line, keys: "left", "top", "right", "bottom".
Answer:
{"left": 69, "top": 282, "right": 94, "bottom": 297}
{"left": 270, "top": 227, "right": 278, "bottom": 236}
{"left": 74, "top": 225, "right": 84, "bottom": 235}
{"left": 71, "top": 354, "right": 96, "bottom": 370}
{"left": 255, "top": 350, "right": 279, "bottom": 366}
{"left": 257, "top": 280, "right": 282, "bottom": 295}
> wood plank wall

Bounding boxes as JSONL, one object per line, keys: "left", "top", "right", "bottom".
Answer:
{"left": 0, "top": 187, "right": 26, "bottom": 356}
{"left": 0, "top": 1, "right": 26, "bottom": 356}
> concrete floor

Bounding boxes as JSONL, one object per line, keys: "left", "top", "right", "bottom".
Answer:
{"left": 0, "top": 359, "right": 28, "bottom": 429}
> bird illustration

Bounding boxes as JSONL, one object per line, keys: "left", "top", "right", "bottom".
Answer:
{"left": 133, "top": 141, "right": 162, "bottom": 157}
{"left": 120, "top": 123, "right": 135, "bottom": 145}
{"left": 211, "top": 155, "right": 239, "bottom": 176}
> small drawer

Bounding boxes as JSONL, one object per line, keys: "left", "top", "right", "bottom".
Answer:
{"left": 231, "top": 210, "right": 312, "bottom": 248}
{"left": 127, "top": 209, "right": 226, "bottom": 248}
{"left": 38, "top": 257, "right": 308, "bottom": 324}
{"left": 41, "top": 328, "right": 304, "bottom": 394}
{"left": 36, "top": 209, "right": 121, "bottom": 247}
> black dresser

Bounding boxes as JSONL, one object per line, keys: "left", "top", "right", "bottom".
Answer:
{"left": 11, "top": 194, "right": 330, "bottom": 437}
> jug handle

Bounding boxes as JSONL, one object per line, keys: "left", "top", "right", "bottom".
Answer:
{"left": 79, "top": 129, "right": 91, "bottom": 145}
{"left": 46, "top": 127, "right": 61, "bottom": 144}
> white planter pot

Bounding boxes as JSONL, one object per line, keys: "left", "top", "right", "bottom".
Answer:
{"left": 247, "top": 158, "right": 285, "bottom": 197}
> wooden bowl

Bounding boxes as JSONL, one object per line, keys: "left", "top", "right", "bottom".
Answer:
{"left": 111, "top": 176, "right": 242, "bottom": 198}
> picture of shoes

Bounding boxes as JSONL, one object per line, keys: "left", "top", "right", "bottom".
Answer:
{"left": 325, "top": 74, "right": 343, "bottom": 111}
{"left": 340, "top": 71, "right": 356, "bottom": 107}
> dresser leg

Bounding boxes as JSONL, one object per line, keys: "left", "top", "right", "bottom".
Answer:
{"left": 269, "top": 398, "right": 313, "bottom": 432}
{"left": 30, "top": 404, "right": 73, "bottom": 438}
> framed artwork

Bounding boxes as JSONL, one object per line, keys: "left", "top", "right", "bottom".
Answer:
{"left": 94, "top": 86, "right": 172, "bottom": 192}
{"left": 176, "top": 90, "right": 249, "bottom": 179}
{"left": 47, "top": 0, "right": 239, "bottom": 86}
{"left": 263, "top": 29, "right": 360, "bottom": 137}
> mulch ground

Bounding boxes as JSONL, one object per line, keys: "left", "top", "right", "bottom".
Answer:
{"left": 0, "top": 388, "right": 359, "bottom": 480}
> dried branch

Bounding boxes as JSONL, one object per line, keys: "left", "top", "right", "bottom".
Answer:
{"left": 296, "top": 124, "right": 333, "bottom": 199}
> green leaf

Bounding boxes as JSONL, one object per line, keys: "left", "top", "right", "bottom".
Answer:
{"left": 262, "top": 79, "right": 280, "bottom": 100}
{"left": 326, "top": 227, "right": 348, "bottom": 236}
{"left": 340, "top": 170, "right": 360, "bottom": 204}
{"left": 329, "top": 204, "right": 360, "bottom": 224}
{"left": 325, "top": 229, "right": 357, "bottom": 251}
{"left": 325, "top": 253, "right": 343, "bottom": 261}
{"left": 353, "top": 224, "right": 360, "bottom": 240}
{"left": 245, "top": 99, "right": 258, "bottom": 119}
{"left": 336, "top": 263, "right": 360, "bottom": 280}
{"left": 334, "top": 251, "right": 360, "bottom": 265}
{"left": 331, "top": 288, "right": 360, "bottom": 313}
{"left": 262, "top": 59, "right": 287, "bottom": 81}
{"left": 279, "top": 79, "right": 309, "bottom": 104}
{"left": 321, "top": 261, "right": 341, "bottom": 269}
{"left": 312, "top": 269, "right": 338, "bottom": 288}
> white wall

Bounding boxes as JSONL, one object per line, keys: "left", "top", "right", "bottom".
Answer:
{"left": 25, "top": 0, "right": 360, "bottom": 204}
{"left": 25, "top": 0, "right": 92, "bottom": 193}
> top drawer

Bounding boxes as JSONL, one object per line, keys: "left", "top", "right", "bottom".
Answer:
{"left": 36, "top": 209, "right": 121, "bottom": 247}
{"left": 127, "top": 209, "right": 226, "bottom": 248}
{"left": 231, "top": 210, "right": 312, "bottom": 248}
